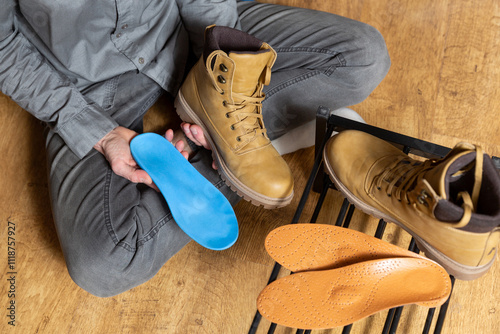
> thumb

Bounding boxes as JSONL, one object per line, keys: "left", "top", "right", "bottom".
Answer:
{"left": 132, "top": 169, "right": 153, "bottom": 185}
{"left": 130, "top": 168, "right": 159, "bottom": 192}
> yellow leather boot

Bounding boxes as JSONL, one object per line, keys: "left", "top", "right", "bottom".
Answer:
{"left": 175, "top": 26, "right": 293, "bottom": 208}
{"left": 324, "top": 130, "right": 500, "bottom": 280}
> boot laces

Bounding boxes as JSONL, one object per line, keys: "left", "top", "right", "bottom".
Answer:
{"left": 224, "top": 91, "right": 266, "bottom": 142}
{"left": 375, "top": 145, "right": 483, "bottom": 228}
{"left": 454, "top": 145, "right": 483, "bottom": 227}
{"left": 375, "top": 156, "right": 436, "bottom": 204}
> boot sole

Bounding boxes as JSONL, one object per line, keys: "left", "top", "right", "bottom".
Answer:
{"left": 323, "top": 147, "right": 496, "bottom": 281}
{"left": 174, "top": 90, "right": 293, "bottom": 209}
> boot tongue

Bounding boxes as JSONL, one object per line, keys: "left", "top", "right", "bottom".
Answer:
{"left": 228, "top": 49, "right": 273, "bottom": 96}
{"left": 424, "top": 150, "right": 477, "bottom": 200}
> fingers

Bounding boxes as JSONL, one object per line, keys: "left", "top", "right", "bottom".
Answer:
{"left": 174, "top": 140, "right": 189, "bottom": 160}
{"left": 180, "top": 122, "right": 217, "bottom": 168}
{"left": 96, "top": 126, "right": 159, "bottom": 191}
{"left": 166, "top": 123, "right": 215, "bottom": 167}
{"left": 181, "top": 122, "right": 197, "bottom": 144}
{"left": 174, "top": 139, "right": 185, "bottom": 152}
{"left": 165, "top": 129, "right": 174, "bottom": 142}
{"left": 127, "top": 164, "right": 160, "bottom": 191}
{"left": 191, "top": 124, "right": 209, "bottom": 149}
{"left": 164, "top": 129, "right": 191, "bottom": 161}
{"left": 111, "top": 158, "right": 159, "bottom": 191}
{"left": 181, "top": 122, "right": 211, "bottom": 150}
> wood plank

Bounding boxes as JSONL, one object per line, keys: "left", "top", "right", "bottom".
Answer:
{"left": 432, "top": 0, "right": 500, "bottom": 155}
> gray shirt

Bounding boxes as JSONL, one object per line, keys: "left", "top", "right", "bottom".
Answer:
{"left": 0, "top": 0, "right": 240, "bottom": 158}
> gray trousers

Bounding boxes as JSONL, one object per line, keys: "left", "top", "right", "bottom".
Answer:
{"left": 46, "top": 1, "right": 390, "bottom": 297}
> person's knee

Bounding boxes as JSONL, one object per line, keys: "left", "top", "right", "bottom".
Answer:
{"left": 61, "top": 217, "right": 190, "bottom": 297}
{"left": 63, "top": 238, "right": 157, "bottom": 297}
{"left": 365, "top": 24, "right": 391, "bottom": 76}
{"left": 352, "top": 23, "right": 391, "bottom": 97}
{"left": 66, "top": 255, "right": 126, "bottom": 297}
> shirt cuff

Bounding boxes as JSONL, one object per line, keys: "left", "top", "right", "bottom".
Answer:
{"left": 56, "top": 104, "right": 119, "bottom": 159}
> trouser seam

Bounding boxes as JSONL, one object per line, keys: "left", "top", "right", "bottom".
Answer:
{"left": 139, "top": 212, "right": 174, "bottom": 245}
{"left": 273, "top": 46, "right": 346, "bottom": 69}
{"left": 266, "top": 70, "right": 321, "bottom": 99}
{"left": 266, "top": 49, "right": 346, "bottom": 99}
{"left": 274, "top": 46, "right": 343, "bottom": 57}
{"left": 104, "top": 168, "right": 119, "bottom": 246}
{"left": 324, "top": 51, "right": 346, "bottom": 75}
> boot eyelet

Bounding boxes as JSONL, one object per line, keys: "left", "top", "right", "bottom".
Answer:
{"left": 377, "top": 186, "right": 381, "bottom": 190}
{"left": 219, "top": 64, "right": 228, "bottom": 72}
{"left": 236, "top": 136, "right": 241, "bottom": 142}
{"left": 230, "top": 125, "right": 235, "bottom": 130}
{"left": 387, "top": 193, "right": 391, "bottom": 197}
{"left": 417, "top": 197, "right": 430, "bottom": 207}
{"left": 218, "top": 75, "right": 226, "bottom": 84}
{"left": 417, "top": 196, "right": 427, "bottom": 204}
{"left": 220, "top": 90, "right": 224, "bottom": 95}
{"left": 222, "top": 100, "right": 227, "bottom": 107}
{"left": 225, "top": 113, "right": 230, "bottom": 118}
{"left": 417, "top": 190, "right": 429, "bottom": 204}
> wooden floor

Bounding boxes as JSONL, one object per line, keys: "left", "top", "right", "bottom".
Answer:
{"left": 1, "top": 0, "right": 499, "bottom": 333}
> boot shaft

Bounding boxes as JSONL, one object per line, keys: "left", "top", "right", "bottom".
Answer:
{"left": 185, "top": 26, "right": 277, "bottom": 152}
{"left": 203, "top": 25, "right": 276, "bottom": 97}
{"left": 409, "top": 144, "right": 500, "bottom": 232}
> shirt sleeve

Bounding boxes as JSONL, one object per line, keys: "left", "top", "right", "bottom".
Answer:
{"left": 0, "top": 1, "right": 118, "bottom": 159}
{"left": 176, "top": 0, "right": 241, "bottom": 58}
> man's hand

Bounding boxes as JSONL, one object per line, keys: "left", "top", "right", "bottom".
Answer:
{"left": 179, "top": 122, "right": 217, "bottom": 170}
{"left": 94, "top": 126, "right": 157, "bottom": 190}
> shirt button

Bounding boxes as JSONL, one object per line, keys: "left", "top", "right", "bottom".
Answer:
{"left": 116, "top": 33, "right": 122, "bottom": 38}
{"left": 138, "top": 57, "right": 145, "bottom": 64}
{"left": 121, "top": 24, "right": 128, "bottom": 29}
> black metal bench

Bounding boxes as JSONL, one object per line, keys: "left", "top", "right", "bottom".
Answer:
{"left": 249, "top": 106, "right": 500, "bottom": 334}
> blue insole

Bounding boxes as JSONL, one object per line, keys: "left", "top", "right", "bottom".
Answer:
{"left": 130, "top": 133, "right": 238, "bottom": 250}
